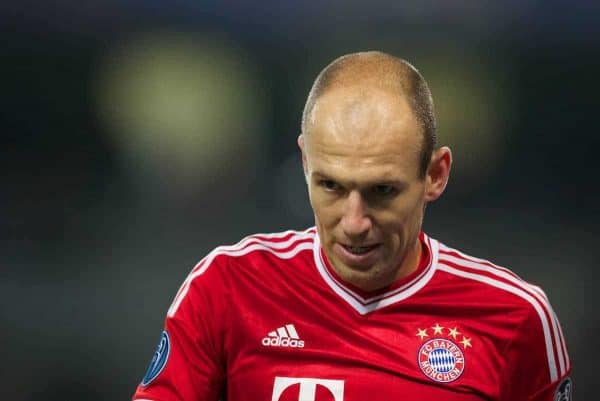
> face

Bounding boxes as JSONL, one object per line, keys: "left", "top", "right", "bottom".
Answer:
{"left": 300, "top": 87, "right": 448, "bottom": 292}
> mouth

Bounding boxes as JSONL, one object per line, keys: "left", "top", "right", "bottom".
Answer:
{"left": 334, "top": 242, "right": 382, "bottom": 268}
{"left": 342, "top": 244, "right": 379, "bottom": 255}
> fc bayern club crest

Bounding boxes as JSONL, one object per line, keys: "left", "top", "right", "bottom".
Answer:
{"left": 415, "top": 323, "right": 471, "bottom": 383}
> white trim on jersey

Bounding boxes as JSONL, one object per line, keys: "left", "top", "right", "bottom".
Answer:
{"left": 312, "top": 232, "right": 439, "bottom": 315}
{"left": 167, "top": 228, "right": 316, "bottom": 317}
{"left": 285, "top": 324, "right": 300, "bottom": 339}
{"left": 438, "top": 245, "right": 572, "bottom": 376}
{"left": 437, "top": 247, "right": 569, "bottom": 382}
{"left": 267, "top": 324, "right": 300, "bottom": 339}
{"left": 439, "top": 246, "right": 571, "bottom": 374}
{"left": 555, "top": 316, "right": 571, "bottom": 374}
{"left": 438, "top": 250, "right": 569, "bottom": 377}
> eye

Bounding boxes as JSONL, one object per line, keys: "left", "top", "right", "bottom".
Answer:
{"left": 319, "top": 179, "right": 341, "bottom": 192}
{"left": 372, "top": 185, "right": 397, "bottom": 197}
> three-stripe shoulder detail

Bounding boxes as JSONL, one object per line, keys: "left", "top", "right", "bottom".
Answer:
{"left": 167, "top": 228, "right": 316, "bottom": 317}
{"left": 437, "top": 244, "right": 569, "bottom": 382}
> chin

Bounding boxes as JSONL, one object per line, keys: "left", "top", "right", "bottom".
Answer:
{"left": 349, "top": 274, "right": 388, "bottom": 292}
{"left": 340, "top": 264, "right": 388, "bottom": 288}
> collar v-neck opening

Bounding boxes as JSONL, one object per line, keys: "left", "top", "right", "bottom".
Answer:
{"left": 313, "top": 231, "right": 438, "bottom": 315}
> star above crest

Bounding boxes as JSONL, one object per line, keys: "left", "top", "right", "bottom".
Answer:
{"left": 448, "top": 327, "right": 461, "bottom": 339}
{"left": 414, "top": 323, "right": 473, "bottom": 349}
{"left": 416, "top": 328, "right": 429, "bottom": 340}
{"left": 432, "top": 323, "right": 444, "bottom": 335}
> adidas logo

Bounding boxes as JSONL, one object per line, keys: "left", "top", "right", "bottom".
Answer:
{"left": 262, "top": 324, "right": 305, "bottom": 348}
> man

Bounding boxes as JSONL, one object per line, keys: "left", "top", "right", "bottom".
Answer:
{"left": 132, "top": 51, "right": 572, "bottom": 401}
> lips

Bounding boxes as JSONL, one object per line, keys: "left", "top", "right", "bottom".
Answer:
{"left": 343, "top": 244, "right": 378, "bottom": 255}
{"left": 334, "top": 242, "right": 381, "bottom": 268}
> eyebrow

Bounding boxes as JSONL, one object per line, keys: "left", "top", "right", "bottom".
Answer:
{"left": 312, "top": 171, "right": 408, "bottom": 189}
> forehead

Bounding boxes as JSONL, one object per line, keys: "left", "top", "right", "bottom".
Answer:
{"left": 305, "top": 86, "right": 422, "bottom": 180}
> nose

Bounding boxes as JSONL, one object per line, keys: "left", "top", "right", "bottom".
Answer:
{"left": 341, "top": 191, "right": 372, "bottom": 238}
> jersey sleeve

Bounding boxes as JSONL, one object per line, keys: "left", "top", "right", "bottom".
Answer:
{"left": 499, "top": 294, "right": 572, "bottom": 401}
{"left": 132, "top": 255, "right": 228, "bottom": 401}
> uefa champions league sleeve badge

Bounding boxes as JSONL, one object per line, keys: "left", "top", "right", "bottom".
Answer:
{"left": 554, "top": 377, "right": 573, "bottom": 401}
{"left": 142, "top": 330, "right": 170, "bottom": 386}
{"left": 415, "top": 323, "right": 471, "bottom": 383}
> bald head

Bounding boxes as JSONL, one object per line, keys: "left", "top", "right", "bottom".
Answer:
{"left": 301, "top": 51, "right": 436, "bottom": 177}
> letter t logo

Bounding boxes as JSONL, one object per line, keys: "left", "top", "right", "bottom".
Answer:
{"left": 271, "top": 377, "right": 344, "bottom": 401}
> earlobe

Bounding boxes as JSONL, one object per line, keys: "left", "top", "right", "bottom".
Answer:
{"left": 297, "top": 134, "right": 305, "bottom": 153}
{"left": 424, "top": 146, "right": 452, "bottom": 202}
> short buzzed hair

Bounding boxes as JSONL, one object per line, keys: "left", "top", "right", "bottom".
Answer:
{"left": 301, "top": 51, "right": 436, "bottom": 178}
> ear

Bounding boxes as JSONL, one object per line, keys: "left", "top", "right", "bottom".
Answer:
{"left": 424, "top": 146, "right": 452, "bottom": 202}
{"left": 298, "top": 134, "right": 308, "bottom": 176}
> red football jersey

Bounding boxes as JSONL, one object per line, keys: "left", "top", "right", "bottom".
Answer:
{"left": 132, "top": 228, "right": 572, "bottom": 401}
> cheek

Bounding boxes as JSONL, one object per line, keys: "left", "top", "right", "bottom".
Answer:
{"left": 378, "top": 194, "right": 425, "bottom": 231}
{"left": 309, "top": 193, "right": 339, "bottom": 228}
{"left": 379, "top": 201, "right": 417, "bottom": 225}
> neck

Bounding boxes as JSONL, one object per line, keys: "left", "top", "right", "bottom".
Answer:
{"left": 394, "top": 236, "right": 423, "bottom": 282}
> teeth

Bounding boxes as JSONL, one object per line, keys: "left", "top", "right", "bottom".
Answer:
{"left": 348, "top": 246, "right": 371, "bottom": 254}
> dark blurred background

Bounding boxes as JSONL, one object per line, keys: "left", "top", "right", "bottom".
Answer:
{"left": 1, "top": 1, "right": 597, "bottom": 400}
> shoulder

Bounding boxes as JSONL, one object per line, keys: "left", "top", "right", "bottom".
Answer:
{"left": 432, "top": 238, "right": 571, "bottom": 383}
{"left": 202, "top": 227, "right": 317, "bottom": 268}
{"left": 185, "top": 227, "right": 316, "bottom": 281}
{"left": 167, "top": 227, "right": 317, "bottom": 318}
{"left": 434, "top": 239, "right": 550, "bottom": 311}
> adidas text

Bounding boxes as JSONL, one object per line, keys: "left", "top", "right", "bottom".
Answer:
{"left": 262, "top": 337, "right": 305, "bottom": 348}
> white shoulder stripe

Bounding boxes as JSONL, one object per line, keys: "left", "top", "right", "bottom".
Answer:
{"left": 437, "top": 263, "right": 562, "bottom": 382}
{"left": 440, "top": 246, "right": 550, "bottom": 304}
{"left": 167, "top": 231, "right": 315, "bottom": 317}
{"left": 189, "top": 230, "right": 316, "bottom": 274}
{"left": 440, "top": 246, "right": 549, "bottom": 303}
{"left": 439, "top": 253, "right": 567, "bottom": 377}
{"left": 220, "top": 228, "right": 316, "bottom": 253}
{"left": 555, "top": 316, "right": 571, "bottom": 371}
{"left": 530, "top": 284, "right": 550, "bottom": 302}
{"left": 439, "top": 244, "right": 521, "bottom": 279}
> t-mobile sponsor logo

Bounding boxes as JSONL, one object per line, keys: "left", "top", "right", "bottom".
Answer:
{"left": 271, "top": 376, "right": 344, "bottom": 401}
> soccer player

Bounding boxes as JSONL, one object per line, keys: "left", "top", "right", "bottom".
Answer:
{"left": 132, "top": 51, "right": 572, "bottom": 401}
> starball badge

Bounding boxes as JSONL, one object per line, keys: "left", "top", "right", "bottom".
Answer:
{"left": 416, "top": 323, "right": 472, "bottom": 383}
